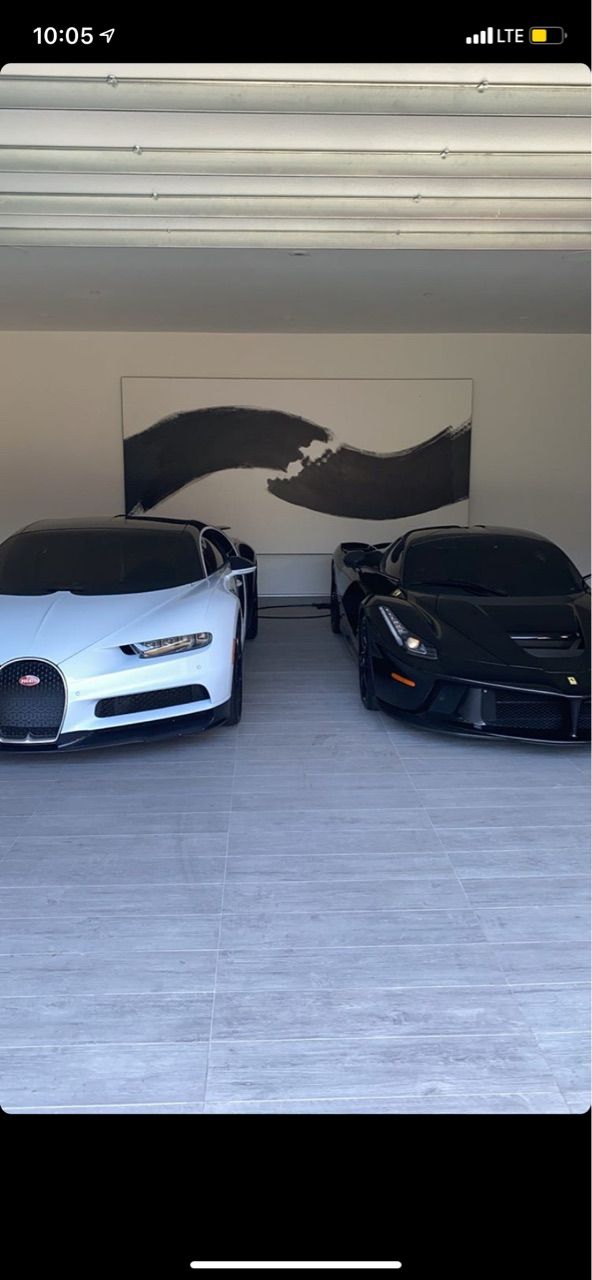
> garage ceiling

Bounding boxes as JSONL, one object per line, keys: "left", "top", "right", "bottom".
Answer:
{"left": 0, "top": 246, "right": 588, "bottom": 332}
{"left": 0, "top": 62, "right": 589, "bottom": 330}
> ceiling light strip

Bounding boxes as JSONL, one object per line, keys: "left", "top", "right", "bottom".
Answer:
{"left": 5, "top": 119, "right": 582, "bottom": 153}
{"left": 1, "top": 197, "right": 586, "bottom": 222}
{"left": 3, "top": 62, "right": 587, "bottom": 84}
{"left": 0, "top": 228, "right": 587, "bottom": 249}
{"left": 3, "top": 191, "right": 587, "bottom": 206}
{"left": 3, "top": 215, "right": 588, "bottom": 232}
{"left": 0, "top": 77, "right": 588, "bottom": 117}
{"left": 3, "top": 73, "right": 588, "bottom": 88}
{"left": 0, "top": 146, "right": 588, "bottom": 179}
{"left": 0, "top": 176, "right": 588, "bottom": 198}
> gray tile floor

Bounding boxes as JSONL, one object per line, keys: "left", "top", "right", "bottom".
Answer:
{"left": 0, "top": 612, "right": 590, "bottom": 1114}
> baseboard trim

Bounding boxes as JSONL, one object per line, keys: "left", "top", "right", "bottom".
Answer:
{"left": 260, "top": 595, "right": 329, "bottom": 607}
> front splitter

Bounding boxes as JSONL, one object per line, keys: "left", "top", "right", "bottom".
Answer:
{"left": 0, "top": 703, "right": 230, "bottom": 753}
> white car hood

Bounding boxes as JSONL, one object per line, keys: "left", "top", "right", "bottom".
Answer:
{"left": 0, "top": 579, "right": 214, "bottom": 664}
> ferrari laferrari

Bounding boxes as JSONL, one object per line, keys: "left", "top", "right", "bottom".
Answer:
{"left": 331, "top": 525, "right": 591, "bottom": 743}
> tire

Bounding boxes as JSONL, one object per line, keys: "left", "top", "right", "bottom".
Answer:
{"left": 358, "top": 616, "right": 379, "bottom": 710}
{"left": 330, "top": 566, "right": 341, "bottom": 634}
{"left": 225, "top": 633, "right": 243, "bottom": 725}
{"left": 245, "top": 569, "right": 258, "bottom": 640}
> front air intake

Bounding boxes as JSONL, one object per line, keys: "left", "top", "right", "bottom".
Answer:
{"left": 510, "top": 632, "right": 583, "bottom": 657}
{"left": 95, "top": 685, "right": 208, "bottom": 718}
{"left": 489, "top": 690, "right": 567, "bottom": 734}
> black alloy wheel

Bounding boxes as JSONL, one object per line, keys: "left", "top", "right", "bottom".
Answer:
{"left": 225, "top": 633, "right": 244, "bottom": 725}
{"left": 358, "top": 617, "right": 379, "bottom": 710}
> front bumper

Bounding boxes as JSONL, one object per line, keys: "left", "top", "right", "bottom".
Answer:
{"left": 371, "top": 648, "right": 591, "bottom": 744}
{"left": 0, "top": 645, "right": 234, "bottom": 751}
{"left": 0, "top": 703, "right": 231, "bottom": 752}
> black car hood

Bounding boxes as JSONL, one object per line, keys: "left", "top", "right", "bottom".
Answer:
{"left": 410, "top": 591, "right": 590, "bottom": 672}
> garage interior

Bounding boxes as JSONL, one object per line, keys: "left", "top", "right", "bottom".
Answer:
{"left": 0, "top": 62, "right": 590, "bottom": 1113}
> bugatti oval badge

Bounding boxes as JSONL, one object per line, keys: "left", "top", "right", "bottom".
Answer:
{"left": 19, "top": 674, "right": 40, "bottom": 687}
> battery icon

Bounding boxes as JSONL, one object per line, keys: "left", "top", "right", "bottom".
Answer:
{"left": 529, "top": 26, "right": 565, "bottom": 43}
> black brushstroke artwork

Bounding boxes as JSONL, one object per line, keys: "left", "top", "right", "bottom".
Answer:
{"left": 268, "top": 422, "right": 472, "bottom": 519}
{"left": 124, "top": 406, "right": 330, "bottom": 513}
{"left": 124, "top": 405, "right": 471, "bottom": 520}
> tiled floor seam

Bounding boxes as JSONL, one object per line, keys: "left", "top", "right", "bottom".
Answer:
{"left": 3, "top": 1029, "right": 581, "bottom": 1049}
{"left": 206, "top": 1029, "right": 580, "bottom": 1045}
{"left": 1, "top": 940, "right": 569, "bottom": 955}
{"left": 7, "top": 1088, "right": 566, "bottom": 1108}
{"left": 6, "top": 1104, "right": 205, "bottom": 1112}
{"left": 4, "top": 871, "right": 589, "bottom": 887}
{"left": 201, "top": 1090, "right": 561, "bottom": 1111}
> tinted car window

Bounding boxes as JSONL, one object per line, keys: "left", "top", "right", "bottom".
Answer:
{"left": 384, "top": 538, "right": 405, "bottom": 577}
{"left": 205, "top": 529, "right": 235, "bottom": 562}
{"left": 201, "top": 536, "right": 225, "bottom": 575}
{"left": 403, "top": 535, "right": 583, "bottom": 597}
{"left": 0, "top": 529, "right": 204, "bottom": 595}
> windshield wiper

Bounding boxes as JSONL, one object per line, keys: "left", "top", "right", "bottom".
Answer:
{"left": 407, "top": 579, "right": 508, "bottom": 597}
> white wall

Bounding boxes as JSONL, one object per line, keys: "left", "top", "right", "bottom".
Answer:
{"left": 0, "top": 331, "right": 589, "bottom": 595}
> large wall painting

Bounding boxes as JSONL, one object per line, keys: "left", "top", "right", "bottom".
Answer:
{"left": 122, "top": 378, "right": 472, "bottom": 555}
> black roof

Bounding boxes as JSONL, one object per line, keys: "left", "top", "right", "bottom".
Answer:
{"left": 403, "top": 525, "right": 552, "bottom": 546}
{"left": 20, "top": 516, "right": 197, "bottom": 535}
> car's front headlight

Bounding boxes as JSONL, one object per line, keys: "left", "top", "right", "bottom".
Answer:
{"left": 378, "top": 606, "right": 437, "bottom": 659}
{"left": 130, "top": 633, "right": 213, "bottom": 658}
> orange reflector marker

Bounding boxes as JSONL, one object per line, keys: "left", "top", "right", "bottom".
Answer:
{"left": 391, "top": 671, "right": 416, "bottom": 687}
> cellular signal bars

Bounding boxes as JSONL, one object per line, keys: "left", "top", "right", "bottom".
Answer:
{"left": 466, "top": 28, "right": 494, "bottom": 43}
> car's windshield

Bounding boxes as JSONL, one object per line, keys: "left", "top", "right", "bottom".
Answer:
{"left": 403, "top": 535, "right": 583, "bottom": 597}
{"left": 0, "top": 529, "right": 204, "bottom": 595}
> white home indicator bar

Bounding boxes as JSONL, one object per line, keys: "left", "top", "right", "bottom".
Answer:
{"left": 190, "top": 1266, "right": 403, "bottom": 1272}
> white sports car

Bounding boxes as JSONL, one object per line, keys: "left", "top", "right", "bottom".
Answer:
{"left": 0, "top": 515, "right": 258, "bottom": 750}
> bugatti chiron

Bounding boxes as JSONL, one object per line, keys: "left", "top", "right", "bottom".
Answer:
{"left": 330, "top": 525, "right": 591, "bottom": 743}
{"left": 0, "top": 515, "right": 258, "bottom": 749}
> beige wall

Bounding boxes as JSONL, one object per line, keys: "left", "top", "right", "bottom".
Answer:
{"left": 0, "top": 330, "right": 589, "bottom": 595}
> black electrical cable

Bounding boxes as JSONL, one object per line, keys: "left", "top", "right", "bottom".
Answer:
{"left": 259, "top": 603, "right": 330, "bottom": 620}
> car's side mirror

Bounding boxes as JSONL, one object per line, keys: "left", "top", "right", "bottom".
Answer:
{"left": 344, "top": 548, "right": 382, "bottom": 569}
{"left": 226, "top": 555, "right": 257, "bottom": 577}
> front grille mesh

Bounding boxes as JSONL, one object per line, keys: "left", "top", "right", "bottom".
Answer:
{"left": 491, "top": 691, "right": 566, "bottom": 734}
{"left": 95, "top": 684, "right": 208, "bottom": 719}
{"left": 0, "top": 659, "right": 65, "bottom": 742}
{"left": 481, "top": 689, "right": 590, "bottom": 740}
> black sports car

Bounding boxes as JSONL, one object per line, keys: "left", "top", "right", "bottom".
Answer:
{"left": 330, "top": 525, "right": 591, "bottom": 743}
